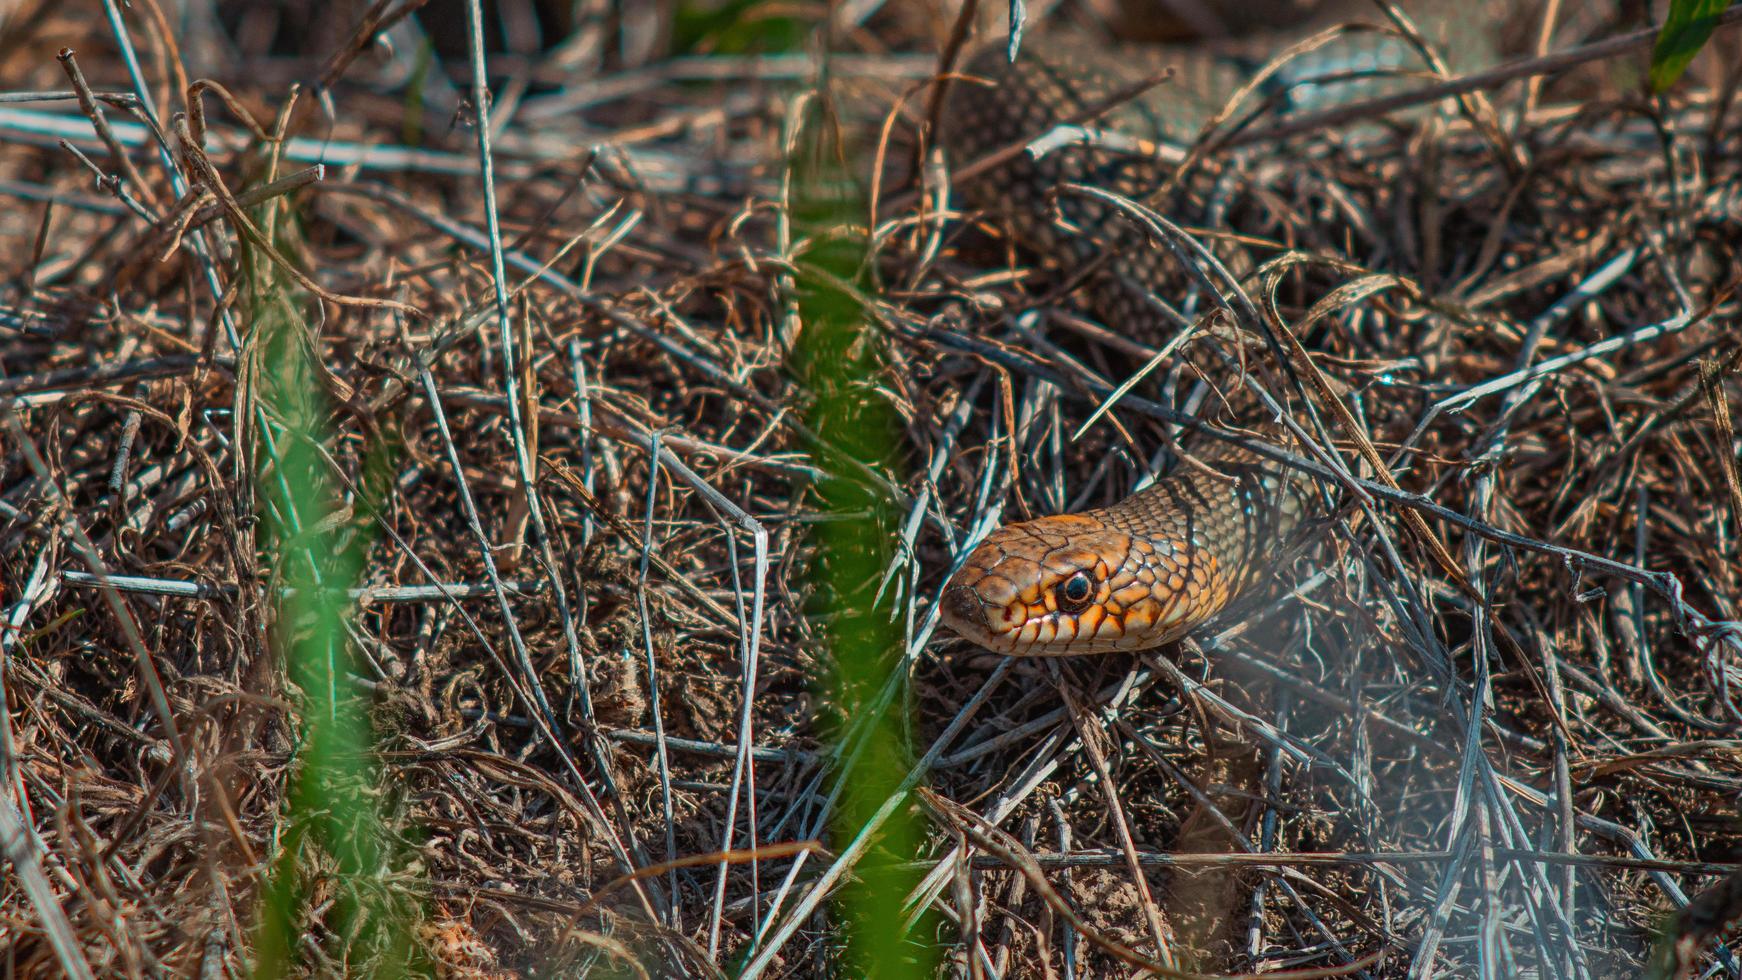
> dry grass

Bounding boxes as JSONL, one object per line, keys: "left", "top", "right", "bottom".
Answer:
{"left": 1, "top": 0, "right": 1740, "bottom": 976}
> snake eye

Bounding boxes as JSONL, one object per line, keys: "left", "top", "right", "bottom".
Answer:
{"left": 1055, "top": 571, "right": 1094, "bottom": 613}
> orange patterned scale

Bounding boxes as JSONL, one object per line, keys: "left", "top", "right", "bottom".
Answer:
{"left": 940, "top": 448, "right": 1311, "bottom": 655}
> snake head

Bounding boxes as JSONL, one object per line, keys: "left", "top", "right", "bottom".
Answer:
{"left": 940, "top": 513, "right": 1215, "bottom": 655}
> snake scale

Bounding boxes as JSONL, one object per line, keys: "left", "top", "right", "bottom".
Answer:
{"left": 935, "top": 3, "right": 1503, "bottom": 655}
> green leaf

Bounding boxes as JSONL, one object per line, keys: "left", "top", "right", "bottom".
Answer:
{"left": 672, "top": 0, "right": 803, "bottom": 56}
{"left": 1649, "top": 0, "right": 1730, "bottom": 92}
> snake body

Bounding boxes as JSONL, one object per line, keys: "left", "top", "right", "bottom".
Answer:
{"left": 934, "top": 8, "right": 1498, "bottom": 654}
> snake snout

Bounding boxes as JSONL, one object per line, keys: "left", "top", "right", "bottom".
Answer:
{"left": 940, "top": 583, "right": 994, "bottom": 638}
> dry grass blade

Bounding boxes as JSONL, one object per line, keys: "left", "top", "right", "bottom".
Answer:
{"left": 917, "top": 788, "right": 1388, "bottom": 980}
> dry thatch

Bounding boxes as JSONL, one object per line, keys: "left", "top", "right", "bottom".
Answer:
{"left": 1, "top": 0, "right": 1740, "bottom": 976}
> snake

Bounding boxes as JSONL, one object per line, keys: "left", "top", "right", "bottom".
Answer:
{"left": 933, "top": 2, "right": 1522, "bottom": 655}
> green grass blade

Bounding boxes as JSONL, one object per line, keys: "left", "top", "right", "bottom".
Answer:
{"left": 784, "top": 59, "right": 944, "bottom": 980}
{"left": 242, "top": 221, "right": 427, "bottom": 978}
{"left": 1649, "top": 0, "right": 1730, "bottom": 91}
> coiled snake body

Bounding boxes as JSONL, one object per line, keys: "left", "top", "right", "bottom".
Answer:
{"left": 934, "top": 8, "right": 1496, "bottom": 654}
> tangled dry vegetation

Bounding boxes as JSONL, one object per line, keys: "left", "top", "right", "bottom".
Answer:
{"left": 1, "top": 0, "right": 1740, "bottom": 976}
